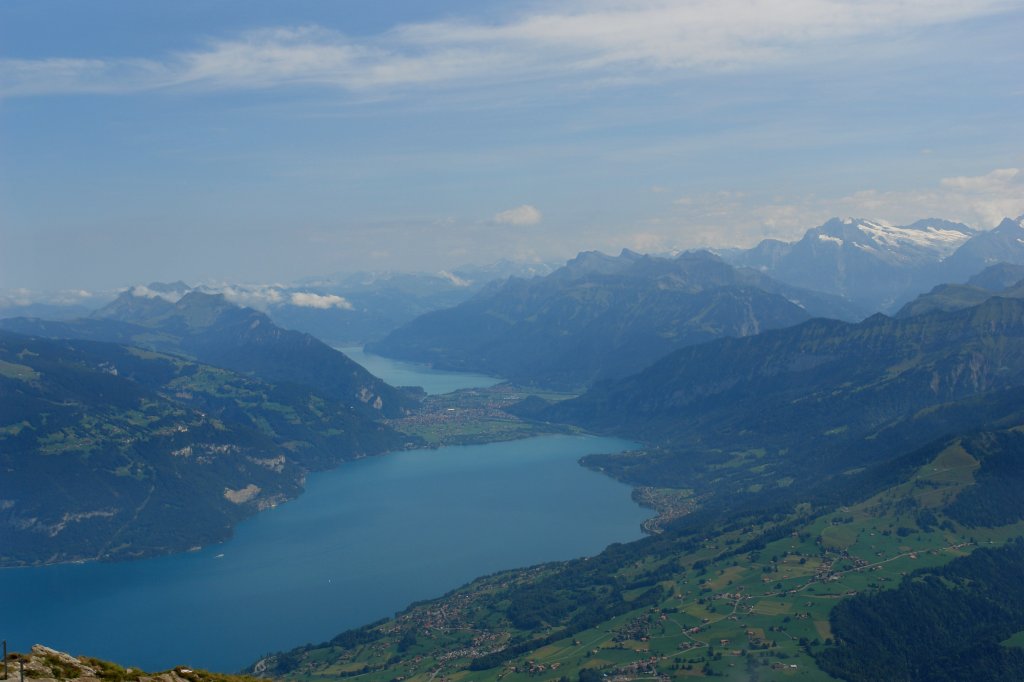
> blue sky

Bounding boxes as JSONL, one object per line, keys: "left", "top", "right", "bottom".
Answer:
{"left": 1, "top": 0, "right": 1022, "bottom": 291}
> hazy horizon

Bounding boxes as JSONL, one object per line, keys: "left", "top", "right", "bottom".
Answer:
{"left": 5, "top": 211, "right": 1024, "bottom": 310}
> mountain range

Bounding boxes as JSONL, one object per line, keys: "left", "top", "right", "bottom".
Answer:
{"left": 0, "top": 259, "right": 559, "bottom": 347}
{"left": 721, "top": 214, "right": 1024, "bottom": 312}
{"left": 895, "top": 262, "right": 1024, "bottom": 318}
{"left": 369, "top": 249, "right": 865, "bottom": 388}
{"left": 539, "top": 295, "right": 1024, "bottom": 499}
{"left": 264, "top": 263, "right": 555, "bottom": 345}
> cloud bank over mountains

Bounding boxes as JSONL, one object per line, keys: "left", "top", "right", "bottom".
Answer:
{"left": 120, "top": 283, "right": 356, "bottom": 313}
{"left": 658, "top": 168, "right": 1024, "bottom": 252}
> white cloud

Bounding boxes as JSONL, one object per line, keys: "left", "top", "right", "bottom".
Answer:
{"left": 437, "top": 270, "right": 472, "bottom": 287}
{"left": 289, "top": 291, "right": 354, "bottom": 310}
{"left": 1, "top": 1, "right": 1016, "bottom": 97}
{"left": 494, "top": 204, "right": 542, "bottom": 226}
{"left": 176, "top": 283, "right": 352, "bottom": 311}
{"left": 189, "top": 284, "right": 352, "bottom": 311}
{"left": 199, "top": 283, "right": 284, "bottom": 310}
{"left": 130, "top": 284, "right": 187, "bottom": 302}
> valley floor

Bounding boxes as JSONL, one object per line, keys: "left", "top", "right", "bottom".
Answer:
{"left": 385, "top": 385, "right": 582, "bottom": 447}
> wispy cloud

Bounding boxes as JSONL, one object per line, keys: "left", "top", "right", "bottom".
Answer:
{"left": 494, "top": 204, "right": 542, "bottom": 226}
{"left": 1, "top": 1, "right": 1016, "bottom": 97}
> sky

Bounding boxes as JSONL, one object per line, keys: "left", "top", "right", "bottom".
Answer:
{"left": 1, "top": 0, "right": 1023, "bottom": 292}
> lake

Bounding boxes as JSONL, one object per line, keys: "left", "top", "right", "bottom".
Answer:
{"left": 1, "top": 352, "right": 649, "bottom": 673}
{"left": 339, "top": 346, "right": 502, "bottom": 394}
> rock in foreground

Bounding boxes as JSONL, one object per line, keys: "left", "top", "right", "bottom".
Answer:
{"left": 3, "top": 645, "right": 265, "bottom": 682}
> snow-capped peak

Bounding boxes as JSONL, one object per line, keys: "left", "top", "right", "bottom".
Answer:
{"left": 813, "top": 217, "right": 974, "bottom": 262}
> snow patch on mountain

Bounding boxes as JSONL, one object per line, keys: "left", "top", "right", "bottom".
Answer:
{"left": 809, "top": 217, "right": 976, "bottom": 267}
{"left": 856, "top": 221, "right": 973, "bottom": 257}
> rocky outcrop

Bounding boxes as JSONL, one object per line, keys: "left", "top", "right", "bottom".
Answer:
{"left": 3, "top": 644, "right": 262, "bottom": 682}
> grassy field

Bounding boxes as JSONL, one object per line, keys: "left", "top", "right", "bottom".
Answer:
{"left": 0, "top": 358, "right": 39, "bottom": 380}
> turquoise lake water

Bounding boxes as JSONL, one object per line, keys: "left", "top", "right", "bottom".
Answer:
{"left": 1, "top": 352, "right": 648, "bottom": 673}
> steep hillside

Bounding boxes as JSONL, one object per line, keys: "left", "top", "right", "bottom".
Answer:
{"left": 0, "top": 331, "right": 408, "bottom": 566}
{"left": 542, "top": 297, "right": 1024, "bottom": 489}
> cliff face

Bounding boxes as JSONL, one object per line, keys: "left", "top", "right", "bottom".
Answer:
{"left": 3, "top": 645, "right": 260, "bottom": 682}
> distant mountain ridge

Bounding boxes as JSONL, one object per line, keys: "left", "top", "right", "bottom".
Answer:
{"left": 237, "top": 260, "right": 558, "bottom": 344}
{"left": 942, "top": 216, "right": 1024, "bottom": 280}
{"left": 0, "top": 259, "right": 559, "bottom": 346}
{"left": 369, "top": 249, "right": 865, "bottom": 388}
{"left": 0, "top": 290, "right": 415, "bottom": 418}
{"left": 721, "top": 214, "right": 1024, "bottom": 312}
{"left": 965, "top": 262, "right": 1024, "bottom": 291}
{"left": 896, "top": 262, "right": 1024, "bottom": 318}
